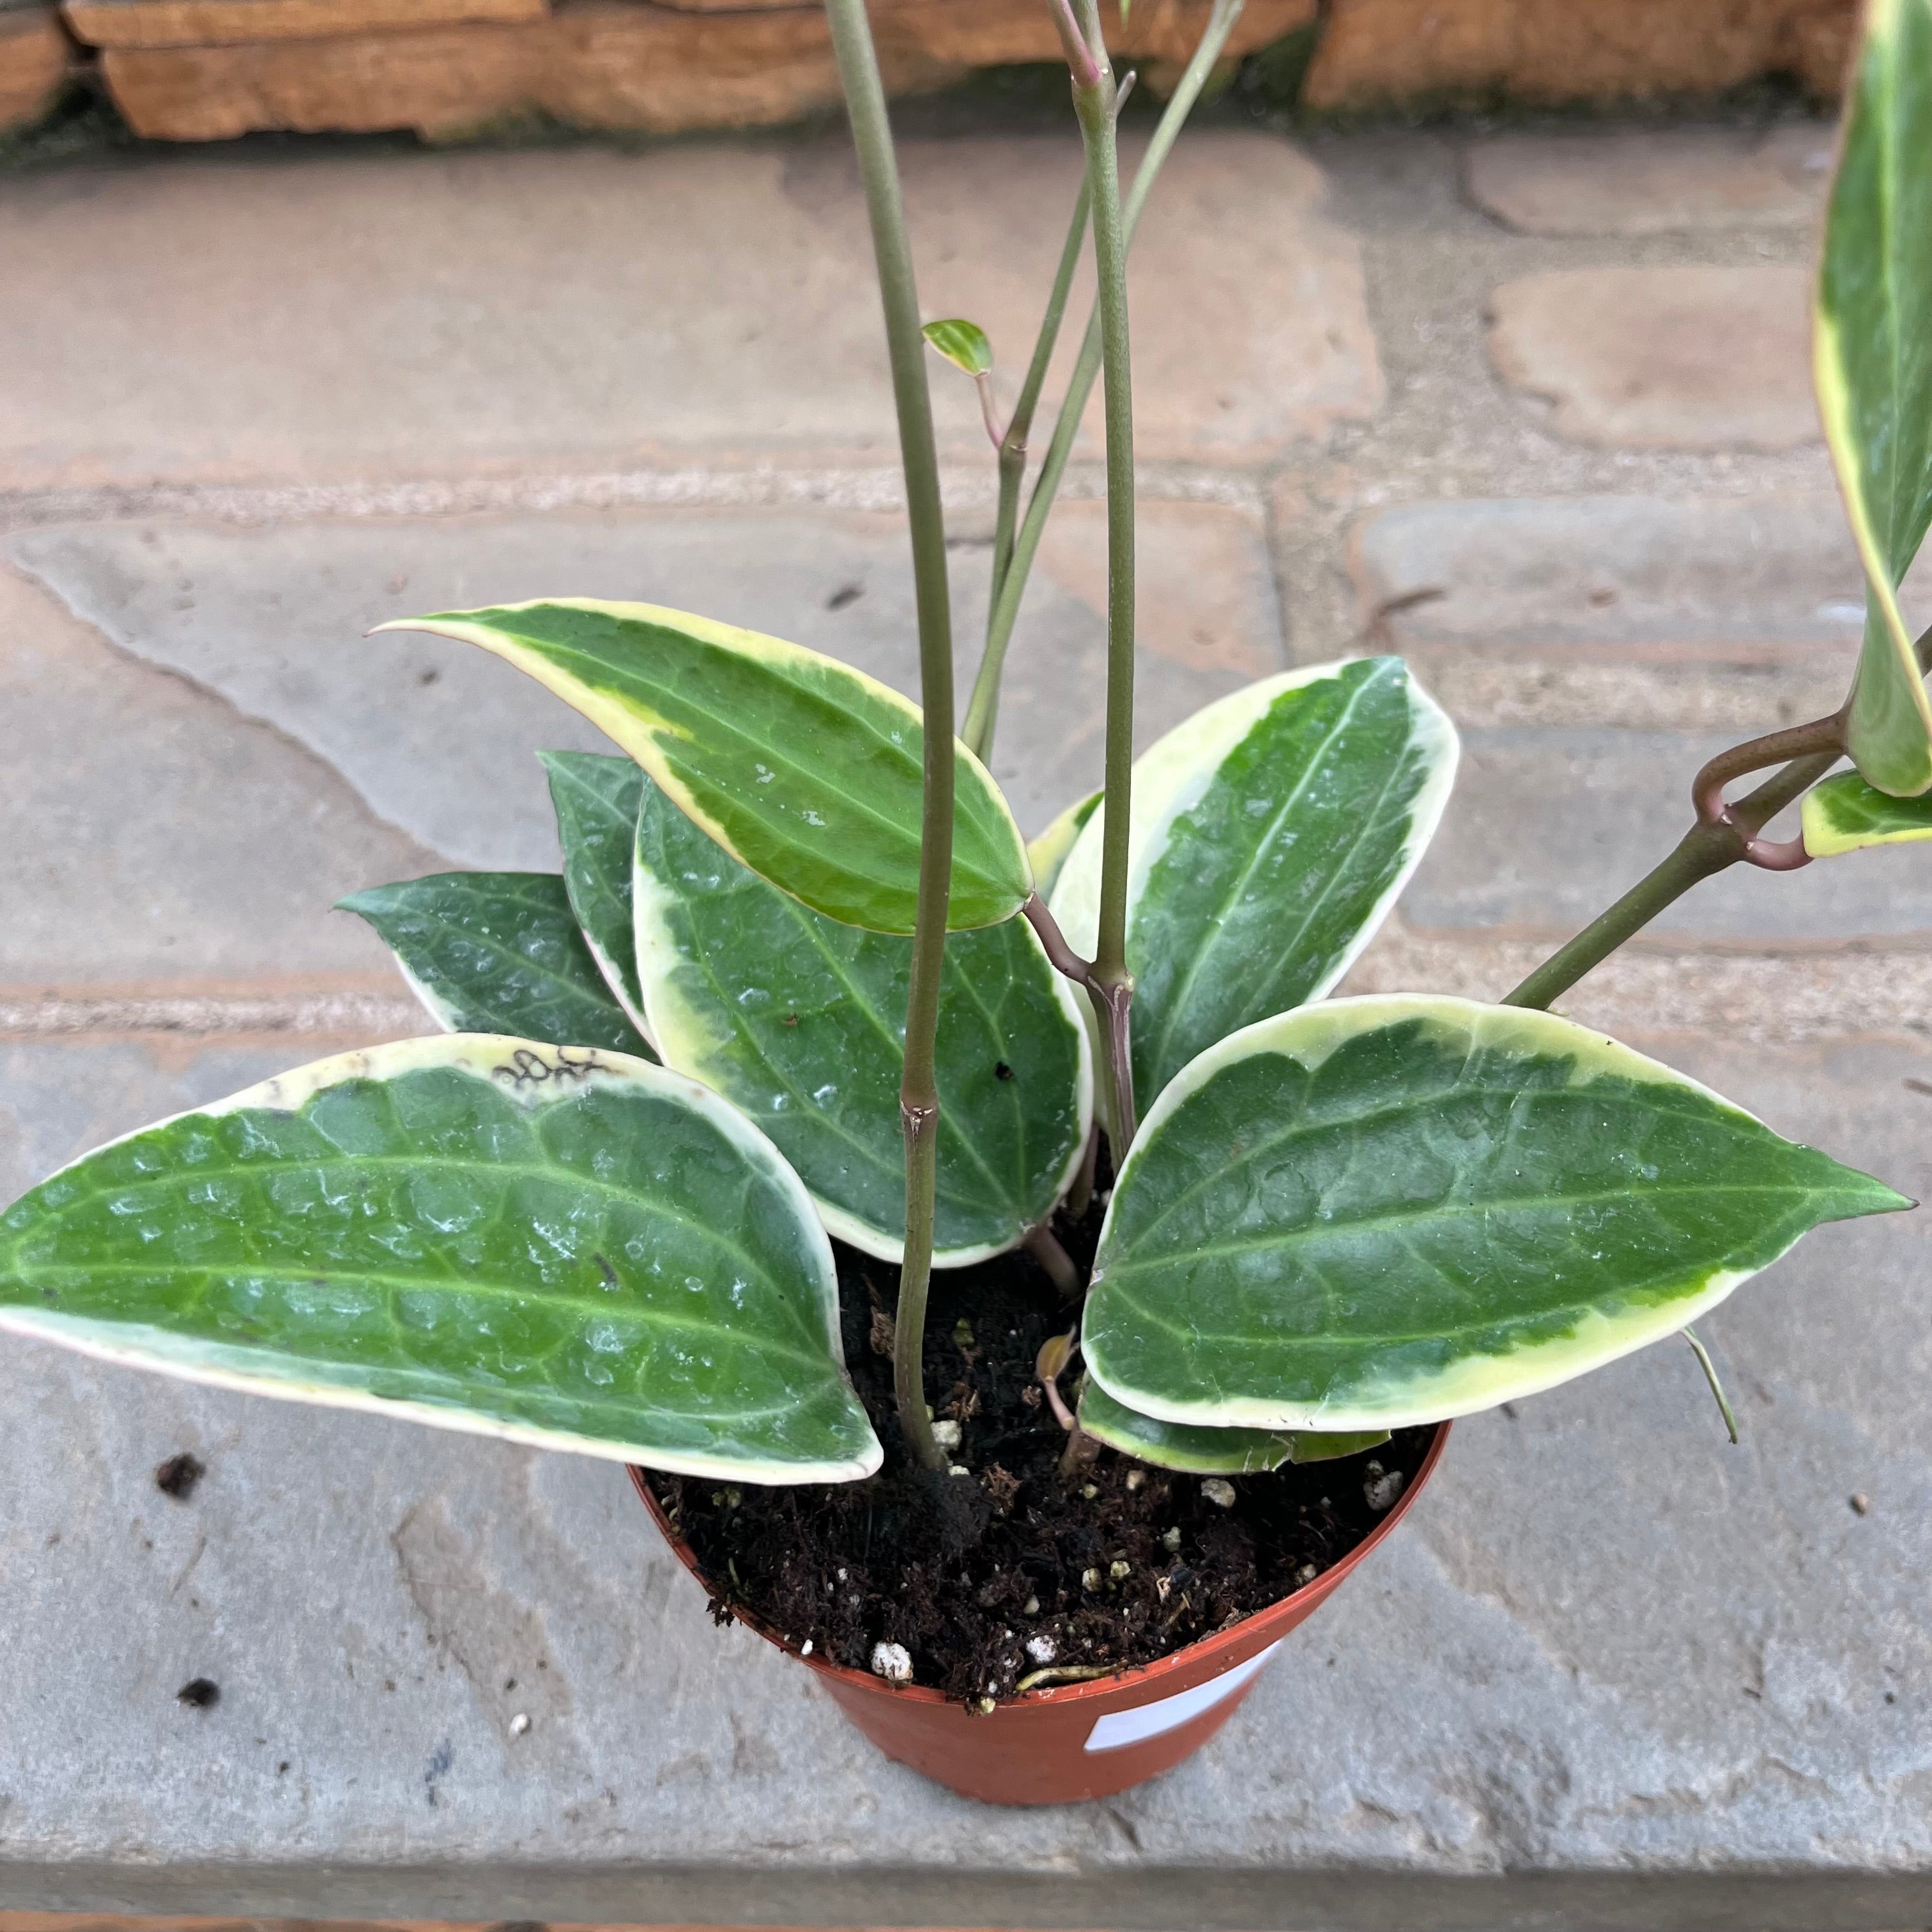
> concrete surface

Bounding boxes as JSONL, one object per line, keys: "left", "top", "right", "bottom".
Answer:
{"left": 4, "top": 114, "right": 1932, "bottom": 1926}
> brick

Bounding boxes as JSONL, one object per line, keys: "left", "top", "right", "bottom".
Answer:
{"left": 0, "top": 560, "right": 440, "bottom": 990}
{"left": 1405, "top": 724, "right": 1932, "bottom": 943}
{"left": 0, "top": 132, "right": 1368, "bottom": 491}
{"left": 1465, "top": 125, "right": 1833, "bottom": 238}
{"left": 0, "top": 8, "right": 67, "bottom": 132}
{"left": 1487, "top": 266, "right": 1816, "bottom": 450}
{"left": 100, "top": 0, "right": 1313, "bottom": 142}
{"left": 4, "top": 497, "right": 1282, "bottom": 866}
{"left": 65, "top": 0, "right": 542, "bottom": 49}
{"left": 100, "top": 0, "right": 914, "bottom": 141}
{"left": 1303, "top": 0, "right": 1857, "bottom": 109}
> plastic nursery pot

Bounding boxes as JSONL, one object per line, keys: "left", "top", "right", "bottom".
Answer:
{"left": 629, "top": 1422, "right": 1449, "bottom": 1807}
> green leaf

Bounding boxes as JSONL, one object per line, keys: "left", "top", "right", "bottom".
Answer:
{"left": 632, "top": 774, "right": 1091, "bottom": 1264}
{"left": 1027, "top": 788, "right": 1102, "bottom": 899}
{"left": 540, "top": 750, "right": 651, "bottom": 1038}
{"left": 339, "top": 872, "right": 655, "bottom": 1061}
{"left": 0, "top": 1037, "right": 879, "bottom": 1480}
{"left": 923, "top": 318, "right": 994, "bottom": 377}
{"left": 1048, "top": 659, "right": 1457, "bottom": 1105}
{"left": 1816, "top": 0, "right": 1932, "bottom": 795}
{"left": 376, "top": 601, "right": 1030, "bottom": 933}
{"left": 1802, "top": 769, "right": 1932, "bottom": 854}
{"left": 1077, "top": 1377, "right": 1386, "bottom": 1473}
{"left": 1084, "top": 997, "right": 1908, "bottom": 1431}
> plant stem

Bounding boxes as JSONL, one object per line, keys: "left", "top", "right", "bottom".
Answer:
{"left": 1023, "top": 888, "right": 1140, "bottom": 1171}
{"left": 1682, "top": 1326, "right": 1740, "bottom": 1445}
{"left": 825, "top": 0, "right": 951, "bottom": 1473}
{"left": 981, "top": 178, "right": 1091, "bottom": 684}
{"left": 1024, "top": 1222, "right": 1082, "bottom": 1296}
{"left": 1502, "top": 747, "right": 1841, "bottom": 1013}
{"left": 961, "top": 0, "right": 1245, "bottom": 756}
{"left": 1506, "top": 625, "right": 1932, "bottom": 1013}
{"left": 1071, "top": 0, "right": 1141, "bottom": 1157}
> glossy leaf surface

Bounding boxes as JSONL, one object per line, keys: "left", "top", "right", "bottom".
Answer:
{"left": 1049, "top": 658, "right": 1457, "bottom": 1104}
{"left": 1816, "top": 0, "right": 1932, "bottom": 795}
{"left": 1084, "top": 997, "right": 1907, "bottom": 1430}
{"left": 923, "top": 318, "right": 993, "bottom": 376}
{"left": 340, "top": 871, "right": 654, "bottom": 1059}
{"left": 541, "top": 750, "right": 651, "bottom": 1036}
{"left": 632, "top": 776, "right": 1089, "bottom": 1264}
{"left": 1802, "top": 770, "right": 1932, "bottom": 855}
{"left": 0, "top": 1037, "right": 879, "bottom": 1480}
{"left": 378, "top": 601, "right": 1030, "bottom": 932}
{"left": 1077, "top": 1378, "right": 1386, "bottom": 1473}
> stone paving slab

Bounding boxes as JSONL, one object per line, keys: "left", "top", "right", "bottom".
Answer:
{"left": 1464, "top": 125, "right": 1833, "bottom": 238}
{"left": 0, "top": 560, "right": 438, "bottom": 989}
{"left": 1487, "top": 266, "right": 1816, "bottom": 450}
{"left": 1, "top": 1032, "right": 1927, "bottom": 1921}
{"left": 4, "top": 500, "right": 1281, "bottom": 875}
{"left": 4, "top": 116, "right": 1930, "bottom": 1927}
{"left": 1407, "top": 724, "right": 1932, "bottom": 942}
{"left": 1349, "top": 494, "right": 1878, "bottom": 656}
{"left": 0, "top": 133, "right": 1377, "bottom": 494}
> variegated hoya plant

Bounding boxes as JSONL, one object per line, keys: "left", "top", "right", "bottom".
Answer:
{"left": 3, "top": 1, "right": 1930, "bottom": 1538}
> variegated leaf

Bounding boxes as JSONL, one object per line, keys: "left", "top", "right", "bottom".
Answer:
{"left": 1049, "top": 658, "right": 1457, "bottom": 1105}
{"left": 1077, "top": 1377, "right": 1386, "bottom": 1473}
{"left": 541, "top": 749, "right": 652, "bottom": 1038}
{"left": 632, "top": 774, "right": 1091, "bottom": 1264}
{"left": 923, "top": 318, "right": 993, "bottom": 376}
{"left": 0, "top": 1037, "right": 878, "bottom": 1480}
{"left": 1816, "top": 0, "right": 1932, "bottom": 795}
{"left": 377, "top": 601, "right": 1031, "bottom": 932}
{"left": 1802, "top": 769, "right": 1932, "bottom": 854}
{"left": 1026, "top": 788, "right": 1101, "bottom": 899}
{"left": 1084, "top": 997, "right": 1906, "bottom": 1431}
{"left": 339, "top": 872, "right": 654, "bottom": 1059}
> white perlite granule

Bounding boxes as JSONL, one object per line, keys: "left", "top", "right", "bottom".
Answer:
{"left": 870, "top": 1641, "right": 914, "bottom": 1684}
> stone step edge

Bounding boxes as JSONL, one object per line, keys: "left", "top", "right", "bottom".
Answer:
{"left": 0, "top": 461, "right": 1253, "bottom": 533}
{"left": 6, "top": 938, "right": 1930, "bottom": 1047}
{"left": 1342, "top": 926, "right": 1932, "bottom": 1046}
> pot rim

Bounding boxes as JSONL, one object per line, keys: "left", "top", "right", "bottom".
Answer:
{"left": 631, "top": 1417, "right": 1450, "bottom": 1712}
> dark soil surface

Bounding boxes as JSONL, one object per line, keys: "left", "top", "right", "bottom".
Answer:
{"left": 646, "top": 1178, "right": 1434, "bottom": 1705}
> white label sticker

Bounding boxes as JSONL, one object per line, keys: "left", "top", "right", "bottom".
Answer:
{"left": 1082, "top": 1640, "right": 1282, "bottom": 1752}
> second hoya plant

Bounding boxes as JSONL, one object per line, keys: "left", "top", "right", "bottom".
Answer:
{"left": 3, "top": 0, "right": 1929, "bottom": 1747}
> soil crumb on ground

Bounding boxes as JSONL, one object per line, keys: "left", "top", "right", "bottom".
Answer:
{"left": 154, "top": 1452, "right": 206, "bottom": 1500}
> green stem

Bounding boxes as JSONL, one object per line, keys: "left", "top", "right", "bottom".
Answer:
{"left": 960, "top": 0, "right": 1245, "bottom": 758}
{"left": 1506, "top": 625, "right": 1932, "bottom": 1013}
{"left": 1503, "top": 748, "right": 1841, "bottom": 1013}
{"left": 824, "top": 0, "right": 951, "bottom": 1473}
{"left": 980, "top": 177, "right": 1091, "bottom": 697}
{"left": 1682, "top": 1326, "right": 1740, "bottom": 1445}
{"left": 1072, "top": 0, "right": 1140, "bottom": 1156}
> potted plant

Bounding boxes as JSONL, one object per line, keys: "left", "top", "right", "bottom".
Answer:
{"left": 3, "top": 0, "right": 1929, "bottom": 1809}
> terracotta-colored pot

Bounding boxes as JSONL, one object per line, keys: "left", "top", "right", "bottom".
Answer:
{"left": 630, "top": 1422, "right": 1448, "bottom": 1806}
